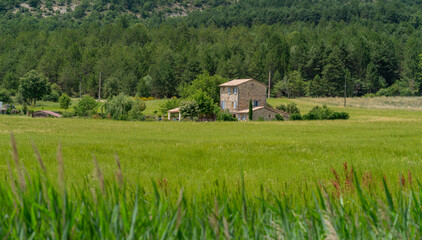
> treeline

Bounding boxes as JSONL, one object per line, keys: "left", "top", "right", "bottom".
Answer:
{"left": 1, "top": 0, "right": 422, "bottom": 98}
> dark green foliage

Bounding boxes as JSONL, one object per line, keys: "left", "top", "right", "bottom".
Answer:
{"left": 217, "top": 110, "right": 237, "bottom": 121}
{"left": 192, "top": 90, "right": 215, "bottom": 115}
{"left": 105, "top": 93, "right": 134, "bottom": 120}
{"left": 21, "top": 103, "right": 28, "bottom": 115}
{"left": 330, "top": 111, "right": 350, "bottom": 120}
{"left": 248, "top": 99, "right": 253, "bottom": 121}
{"left": 289, "top": 113, "right": 302, "bottom": 121}
{"left": 43, "top": 83, "right": 62, "bottom": 102}
{"left": 128, "top": 98, "right": 146, "bottom": 121}
{"left": 0, "top": 87, "right": 12, "bottom": 103}
{"left": 19, "top": 70, "right": 51, "bottom": 105}
{"left": 179, "top": 72, "right": 227, "bottom": 103}
{"left": 74, "top": 95, "right": 98, "bottom": 117}
{"left": 136, "top": 76, "right": 153, "bottom": 98}
{"left": 276, "top": 103, "right": 300, "bottom": 114}
{"left": 275, "top": 113, "right": 284, "bottom": 121}
{"left": 302, "top": 105, "right": 349, "bottom": 120}
{"left": 1, "top": 0, "right": 422, "bottom": 98}
{"left": 276, "top": 104, "right": 286, "bottom": 111}
{"left": 58, "top": 93, "right": 71, "bottom": 111}
{"left": 286, "top": 103, "right": 300, "bottom": 114}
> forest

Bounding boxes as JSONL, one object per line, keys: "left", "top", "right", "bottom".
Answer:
{"left": 2, "top": 0, "right": 422, "bottom": 99}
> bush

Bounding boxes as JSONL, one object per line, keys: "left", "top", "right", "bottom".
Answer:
{"left": 0, "top": 88, "right": 12, "bottom": 103}
{"left": 330, "top": 111, "right": 350, "bottom": 120}
{"left": 180, "top": 100, "right": 199, "bottom": 120}
{"left": 275, "top": 114, "right": 284, "bottom": 121}
{"left": 128, "top": 98, "right": 147, "bottom": 121}
{"left": 74, "top": 95, "right": 98, "bottom": 117}
{"left": 43, "top": 90, "right": 60, "bottom": 102}
{"left": 302, "top": 105, "right": 349, "bottom": 120}
{"left": 22, "top": 103, "right": 28, "bottom": 115}
{"left": 276, "top": 104, "right": 286, "bottom": 111}
{"left": 286, "top": 103, "right": 300, "bottom": 114}
{"left": 59, "top": 93, "right": 72, "bottom": 111}
{"left": 276, "top": 103, "right": 300, "bottom": 114}
{"left": 303, "top": 105, "right": 333, "bottom": 120}
{"left": 15, "top": 92, "right": 26, "bottom": 104}
{"left": 290, "top": 113, "right": 302, "bottom": 121}
{"left": 61, "top": 111, "right": 75, "bottom": 118}
{"left": 105, "top": 93, "right": 134, "bottom": 120}
{"left": 217, "top": 110, "right": 237, "bottom": 121}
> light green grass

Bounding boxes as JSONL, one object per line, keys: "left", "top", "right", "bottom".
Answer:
{"left": 2, "top": 97, "right": 422, "bottom": 196}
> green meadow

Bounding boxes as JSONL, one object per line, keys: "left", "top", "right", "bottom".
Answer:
{"left": 2, "top": 97, "right": 422, "bottom": 196}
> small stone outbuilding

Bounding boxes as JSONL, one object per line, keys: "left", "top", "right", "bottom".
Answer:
{"left": 235, "top": 106, "right": 289, "bottom": 121}
{"left": 32, "top": 111, "right": 63, "bottom": 118}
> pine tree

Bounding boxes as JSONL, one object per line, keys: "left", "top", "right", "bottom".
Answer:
{"left": 249, "top": 99, "right": 253, "bottom": 121}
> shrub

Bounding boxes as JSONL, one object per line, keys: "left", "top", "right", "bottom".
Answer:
{"left": 275, "top": 114, "right": 284, "bottom": 121}
{"left": 192, "top": 90, "right": 215, "bottom": 115}
{"left": 302, "top": 105, "right": 350, "bottom": 120}
{"left": 290, "top": 113, "right": 302, "bottom": 121}
{"left": 43, "top": 90, "right": 61, "bottom": 102}
{"left": 276, "top": 103, "right": 300, "bottom": 114}
{"left": 61, "top": 111, "right": 75, "bottom": 118}
{"left": 286, "top": 103, "right": 300, "bottom": 114}
{"left": 15, "top": 92, "right": 26, "bottom": 104}
{"left": 105, "top": 93, "right": 134, "bottom": 120}
{"left": 330, "top": 111, "right": 350, "bottom": 120}
{"left": 303, "top": 105, "right": 333, "bottom": 120}
{"left": 217, "top": 110, "right": 237, "bottom": 121}
{"left": 59, "top": 93, "right": 72, "bottom": 111}
{"left": 249, "top": 99, "right": 253, "bottom": 120}
{"left": 180, "top": 100, "right": 199, "bottom": 120}
{"left": 22, "top": 103, "right": 28, "bottom": 115}
{"left": 128, "top": 98, "right": 147, "bottom": 121}
{"left": 74, "top": 95, "right": 98, "bottom": 117}
{"left": 0, "top": 88, "right": 12, "bottom": 103}
{"left": 276, "top": 104, "right": 286, "bottom": 111}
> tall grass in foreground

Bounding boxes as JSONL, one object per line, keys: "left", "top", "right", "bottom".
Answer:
{"left": 2, "top": 134, "right": 421, "bottom": 239}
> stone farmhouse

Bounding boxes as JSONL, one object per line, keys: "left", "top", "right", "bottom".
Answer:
{"left": 219, "top": 79, "right": 289, "bottom": 120}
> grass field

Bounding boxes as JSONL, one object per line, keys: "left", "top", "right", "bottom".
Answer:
{"left": 2, "top": 97, "right": 422, "bottom": 238}
{"left": 2, "top": 97, "right": 422, "bottom": 195}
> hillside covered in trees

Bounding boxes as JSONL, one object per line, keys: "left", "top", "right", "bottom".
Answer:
{"left": 2, "top": 0, "right": 422, "bottom": 99}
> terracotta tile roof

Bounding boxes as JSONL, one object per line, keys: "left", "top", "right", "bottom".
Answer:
{"left": 167, "top": 108, "right": 180, "bottom": 113}
{"left": 219, "top": 79, "right": 254, "bottom": 87}
{"left": 38, "top": 111, "right": 63, "bottom": 118}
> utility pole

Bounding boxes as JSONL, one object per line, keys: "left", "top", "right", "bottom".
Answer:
{"left": 268, "top": 70, "right": 271, "bottom": 99}
{"left": 79, "top": 77, "right": 82, "bottom": 98}
{"left": 344, "top": 77, "right": 347, "bottom": 107}
{"left": 98, "top": 72, "right": 102, "bottom": 102}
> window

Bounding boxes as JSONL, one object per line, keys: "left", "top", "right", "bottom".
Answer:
{"left": 221, "top": 101, "right": 225, "bottom": 109}
{"left": 242, "top": 114, "right": 246, "bottom": 120}
{"left": 233, "top": 101, "right": 237, "bottom": 110}
{"left": 253, "top": 100, "right": 260, "bottom": 107}
{"left": 233, "top": 87, "right": 237, "bottom": 94}
{"left": 228, "top": 87, "right": 231, "bottom": 94}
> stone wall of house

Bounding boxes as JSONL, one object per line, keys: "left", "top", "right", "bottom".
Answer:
{"left": 252, "top": 108, "right": 279, "bottom": 121}
{"left": 237, "top": 81, "right": 267, "bottom": 110}
{"left": 220, "top": 86, "right": 239, "bottom": 113}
